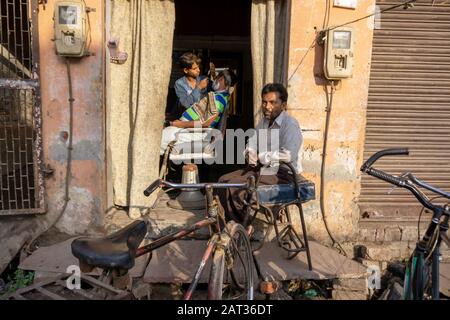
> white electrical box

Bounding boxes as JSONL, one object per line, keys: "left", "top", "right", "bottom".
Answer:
{"left": 323, "top": 27, "right": 354, "bottom": 80}
{"left": 53, "top": 1, "right": 88, "bottom": 57}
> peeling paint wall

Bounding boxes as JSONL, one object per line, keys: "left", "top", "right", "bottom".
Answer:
{"left": 288, "top": 0, "right": 375, "bottom": 243}
{"left": 35, "top": 0, "right": 378, "bottom": 246}
{"left": 39, "top": 0, "right": 104, "bottom": 235}
{"left": 0, "top": 1, "right": 104, "bottom": 274}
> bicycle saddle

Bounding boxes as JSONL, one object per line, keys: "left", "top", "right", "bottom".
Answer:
{"left": 71, "top": 220, "right": 147, "bottom": 271}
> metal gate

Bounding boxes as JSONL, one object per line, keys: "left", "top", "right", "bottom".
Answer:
{"left": 0, "top": 0, "right": 44, "bottom": 215}
{"left": 359, "top": 0, "right": 450, "bottom": 218}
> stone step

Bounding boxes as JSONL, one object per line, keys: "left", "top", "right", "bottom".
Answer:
{"left": 354, "top": 241, "right": 450, "bottom": 263}
{"left": 143, "top": 239, "right": 369, "bottom": 284}
{"left": 332, "top": 290, "right": 368, "bottom": 300}
{"left": 332, "top": 278, "right": 368, "bottom": 292}
{"left": 358, "top": 218, "right": 450, "bottom": 244}
{"left": 145, "top": 206, "right": 211, "bottom": 240}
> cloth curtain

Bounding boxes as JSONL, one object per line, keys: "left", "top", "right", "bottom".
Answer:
{"left": 109, "top": 0, "right": 175, "bottom": 218}
{"left": 251, "top": 0, "right": 290, "bottom": 123}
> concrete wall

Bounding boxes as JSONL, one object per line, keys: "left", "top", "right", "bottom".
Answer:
{"left": 0, "top": 0, "right": 105, "bottom": 274}
{"left": 287, "top": 0, "right": 375, "bottom": 243}
{"left": 36, "top": 0, "right": 373, "bottom": 240}
{"left": 39, "top": 0, "right": 104, "bottom": 235}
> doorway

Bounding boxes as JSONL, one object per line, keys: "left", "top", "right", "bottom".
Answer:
{"left": 165, "top": 0, "right": 253, "bottom": 181}
{"left": 168, "top": 0, "right": 254, "bottom": 131}
{"left": 105, "top": 0, "right": 291, "bottom": 210}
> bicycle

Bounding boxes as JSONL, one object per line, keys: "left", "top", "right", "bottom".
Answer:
{"left": 71, "top": 178, "right": 255, "bottom": 300}
{"left": 71, "top": 159, "right": 316, "bottom": 300}
{"left": 361, "top": 148, "right": 450, "bottom": 300}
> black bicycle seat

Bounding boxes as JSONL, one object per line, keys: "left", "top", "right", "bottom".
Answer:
{"left": 71, "top": 220, "right": 147, "bottom": 271}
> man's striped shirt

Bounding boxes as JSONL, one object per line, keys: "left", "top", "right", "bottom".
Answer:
{"left": 180, "top": 91, "right": 229, "bottom": 128}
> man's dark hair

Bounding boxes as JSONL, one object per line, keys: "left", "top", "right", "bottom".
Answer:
{"left": 179, "top": 52, "right": 200, "bottom": 69}
{"left": 261, "top": 83, "right": 288, "bottom": 103}
{"left": 217, "top": 69, "right": 237, "bottom": 88}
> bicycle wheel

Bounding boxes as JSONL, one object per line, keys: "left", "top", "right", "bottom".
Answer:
{"left": 208, "top": 221, "right": 254, "bottom": 300}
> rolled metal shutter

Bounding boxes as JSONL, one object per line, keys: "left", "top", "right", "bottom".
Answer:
{"left": 360, "top": 0, "right": 450, "bottom": 217}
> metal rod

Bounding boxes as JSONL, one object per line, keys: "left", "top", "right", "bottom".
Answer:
{"left": 409, "top": 175, "right": 450, "bottom": 200}
{"left": 12, "top": 0, "right": 18, "bottom": 77}
{"left": 184, "top": 236, "right": 218, "bottom": 300}
{"left": 30, "top": 0, "right": 44, "bottom": 211}
{"left": 23, "top": 84, "right": 31, "bottom": 208}
{"left": 0, "top": 79, "right": 39, "bottom": 89}
{"left": 431, "top": 245, "right": 440, "bottom": 300}
{"left": 17, "top": 89, "right": 24, "bottom": 208}
{"left": 135, "top": 217, "right": 216, "bottom": 257}
{"left": 10, "top": 93, "right": 18, "bottom": 209}
{"left": 162, "top": 181, "right": 247, "bottom": 189}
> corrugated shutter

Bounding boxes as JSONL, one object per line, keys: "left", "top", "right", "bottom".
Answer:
{"left": 360, "top": 0, "right": 450, "bottom": 217}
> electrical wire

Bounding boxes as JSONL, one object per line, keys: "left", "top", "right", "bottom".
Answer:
{"left": 25, "top": 58, "right": 74, "bottom": 253}
{"left": 322, "top": 0, "right": 331, "bottom": 30}
{"left": 286, "top": 0, "right": 422, "bottom": 256}
{"left": 82, "top": 0, "right": 93, "bottom": 53}
{"left": 317, "top": 1, "right": 347, "bottom": 256}
{"left": 287, "top": 0, "right": 418, "bottom": 83}
{"left": 25, "top": 0, "right": 95, "bottom": 252}
{"left": 425, "top": 227, "right": 440, "bottom": 262}
{"left": 320, "top": 81, "right": 347, "bottom": 257}
{"left": 416, "top": 196, "right": 449, "bottom": 263}
{"left": 326, "top": 0, "right": 331, "bottom": 28}
{"left": 287, "top": 38, "right": 316, "bottom": 83}
{"left": 326, "top": 0, "right": 417, "bottom": 32}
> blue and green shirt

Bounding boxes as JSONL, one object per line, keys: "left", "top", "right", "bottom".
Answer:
{"left": 179, "top": 91, "right": 230, "bottom": 128}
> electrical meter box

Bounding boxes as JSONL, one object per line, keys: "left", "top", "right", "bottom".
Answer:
{"left": 324, "top": 27, "right": 354, "bottom": 79}
{"left": 53, "top": 1, "right": 88, "bottom": 57}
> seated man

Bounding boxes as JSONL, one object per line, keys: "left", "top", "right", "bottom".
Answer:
{"left": 160, "top": 69, "right": 236, "bottom": 155}
{"left": 217, "top": 83, "right": 303, "bottom": 223}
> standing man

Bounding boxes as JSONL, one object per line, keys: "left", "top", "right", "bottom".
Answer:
{"left": 174, "top": 52, "right": 209, "bottom": 110}
{"left": 217, "top": 83, "right": 303, "bottom": 223}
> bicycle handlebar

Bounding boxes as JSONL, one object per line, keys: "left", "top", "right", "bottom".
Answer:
{"left": 361, "top": 148, "right": 409, "bottom": 172}
{"left": 364, "top": 167, "right": 405, "bottom": 188}
{"left": 407, "top": 173, "right": 450, "bottom": 200}
{"left": 361, "top": 148, "right": 450, "bottom": 216}
{"left": 144, "top": 160, "right": 298, "bottom": 197}
{"left": 143, "top": 180, "right": 161, "bottom": 197}
{"left": 143, "top": 179, "right": 249, "bottom": 197}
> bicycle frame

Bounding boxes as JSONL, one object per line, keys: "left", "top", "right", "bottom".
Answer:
{"left": 135, "top": 217, "right": 217, "bottom": 258}
{"left": 361, "top": 148, "right": 450, "bottom": 300}
{"left": 405, "top": 212, "right": 449, "bottom": 300}
{"left": 139, "top": 179, "right": 255, "bottom": 300}
{"left": 138, "top": 161, "right": 311, "bottom": 299}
